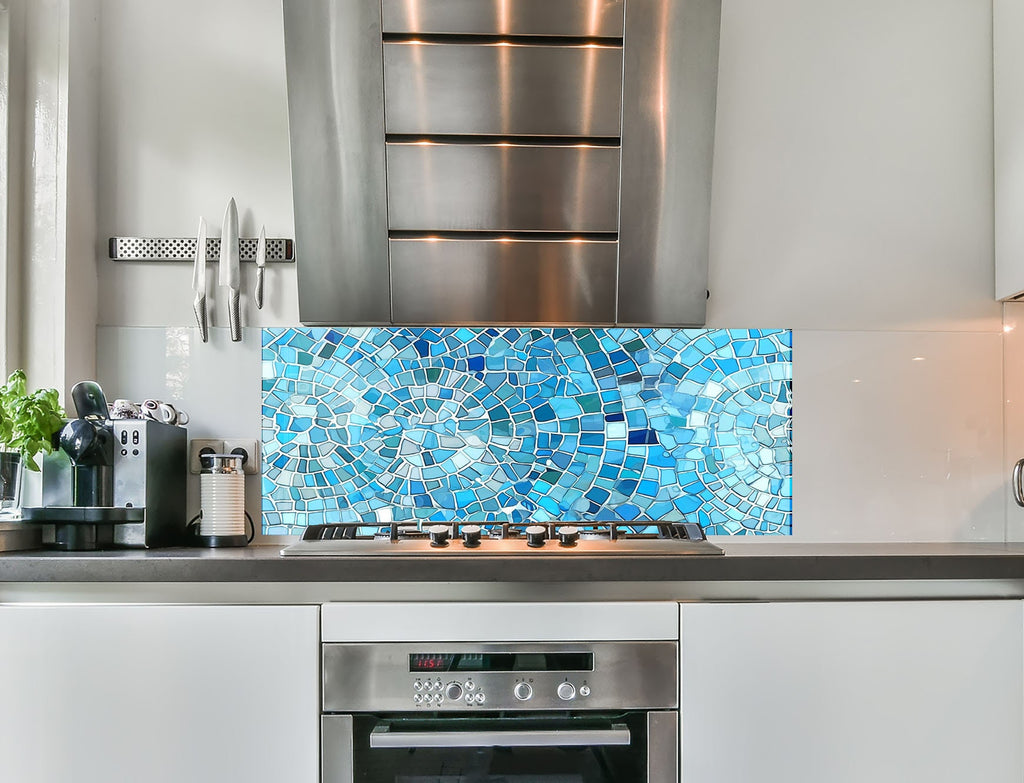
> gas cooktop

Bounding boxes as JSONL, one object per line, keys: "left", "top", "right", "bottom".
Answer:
{"left": 280, "top": 521, "right": 723, "bottom": 557}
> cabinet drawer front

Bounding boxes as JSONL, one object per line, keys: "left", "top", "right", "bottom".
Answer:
{"left": 390, "top": 238, "right": 617, "bottom": 324}
{"left": 386, "top": 143, "right": 621, "bottom": 232}
{"left": 382, "top": 0, "right": 625, "bottom": 37}
{"left": 384, "top": 42, "right": 623, "bottom": 137}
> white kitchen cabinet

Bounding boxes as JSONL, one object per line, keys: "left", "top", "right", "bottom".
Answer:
{"left": 679, "top": 601, "right": 1023, "bottom": 783}
{"left": 996, "top": 0, "right": 1024, "bottom": 299}
{"left": 0, "top": 604, "right": 319, "bottom": 783}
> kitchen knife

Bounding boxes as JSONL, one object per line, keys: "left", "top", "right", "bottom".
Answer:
{"left": 192, "top": 217, "right": 209, "bottom": 342}
{"left": 254, "top": 224, "right": 266, "bottom": 310}
{"left": 219, "top": 197, "right": 241, "bottom": 342}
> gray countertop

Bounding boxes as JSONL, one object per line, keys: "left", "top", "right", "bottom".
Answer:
{"left": 3, "top": 541, "right": 1024, "bottom": 584}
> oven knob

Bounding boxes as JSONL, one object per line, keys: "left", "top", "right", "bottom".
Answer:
{"left": 579, "top": 685, "right": 591, "bottom": 697}
{"left": 474, "top": 692, "right": 486, "bottom": 705}
{"left": 525, "top": 525, "right": 547, "bottom": 548}
{"left": 461, "top": 524, "right": 482, "bottom": 548}
{"left": 465, "top": 680, "right": 475, "bottom": 691}
{"left": 557, "top": 525, "right": 579, "bottom": 547}
{"left": 414, "top": 694, "right": 422, "bottom": 705}
{"left": 557, "top": 682, "right": 576, "bottom": 701}
{"left": 513, "top": 682, "right": 533, "bottom": 701}
{"left": 414, "top": 680, "right": 423, "bottom": 691}
{"left": 428, "top": 524, "right": 451, "bottom": 547}
{"left": 446, "top": 682, "right": 464, "bottom": 701}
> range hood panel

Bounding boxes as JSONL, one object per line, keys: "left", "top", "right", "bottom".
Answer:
{"left": 386, "top": 143, "right": 622, "bottom": 233}
{"left": 381, "top": 0, "right": 626, "bottom": 38}
{"left": 284, "top": 0, "right": 721, "bottom": 327}
{"left": 383, "top": 42, "right": 624, "bottom": 138}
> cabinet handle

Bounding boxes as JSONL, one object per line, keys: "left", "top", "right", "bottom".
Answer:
{"left": 1013, "top": 458, "right": 1024, "bottom": 507}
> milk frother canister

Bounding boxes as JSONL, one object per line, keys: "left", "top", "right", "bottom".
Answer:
{"left": 197, "top": 453, "right": 248, "bottom": 547}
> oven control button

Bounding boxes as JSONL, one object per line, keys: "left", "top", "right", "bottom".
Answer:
{"left": 465, "top": 694, "right": 474, "bottom": 705}
{"left": 557, "top": 525, "right": 580, "bottom": 547}
{"left": 446, "top": 682, "right": 464, "bottom": 701}
{"left": 579, "top": 685, "right": 591, "bottom": 697}
{"left": 525, "top": 525, "right": 547, "bottom": 548}
{"left": 474, "top": 692, "right": 486, "bottom": 705}
{"left": 461, "top": 524, "right": 482, "bottom": 548}
{"left": 557, "top": 682, "right": 576, "bottom": 701}
{"left": 434, "top": 693, "right": 443, "bottom": 704}
{"left": 414, "top": 694, "right": 422, "bottom": 705}
{"left": 513, "top": 682, "right": 533, "bottom": 701}
{"left": 413, "top": 680, "right": 423, "bottom": 691}
{"left": 428, "top": 524, "right": 450, "bottom": 547}
{"left": 465, "top": 680, "right": 476, "bottom": 691}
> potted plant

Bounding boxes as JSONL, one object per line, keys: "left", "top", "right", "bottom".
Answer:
{"left": 0, "top": 370, "right": 65, "bottom": 516}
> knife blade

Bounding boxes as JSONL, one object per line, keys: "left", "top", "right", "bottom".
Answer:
{"left": 254, "top": 224, "right": 266, "bottom": 310}
{"left": 192, "top": 217, "right": 209, "bottom": 342}
{"left": 219, "top": 197, "right": 241, "bottom": 342}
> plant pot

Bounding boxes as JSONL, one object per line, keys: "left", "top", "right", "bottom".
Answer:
{"left": 0, "top": 451, "right": 23, "bottom": 518}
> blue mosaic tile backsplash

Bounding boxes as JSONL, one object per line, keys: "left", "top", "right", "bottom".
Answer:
{"left": 262, "top": 328, "right": 792, "bottom": 536}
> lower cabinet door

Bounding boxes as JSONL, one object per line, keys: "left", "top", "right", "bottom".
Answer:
{"left": 680, "top": 600, "right": 1023, "bottom": 783}
{"left": 0, "top": 604, "right": 319, "bottom": 783}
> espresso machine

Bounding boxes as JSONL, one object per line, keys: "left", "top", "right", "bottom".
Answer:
{"left": 22, "top": 381, "right": 187, "bottom": 550}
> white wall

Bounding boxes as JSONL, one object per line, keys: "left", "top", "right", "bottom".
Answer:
{"left": 92, "top": 0, "right": 1004, "bottom": 541}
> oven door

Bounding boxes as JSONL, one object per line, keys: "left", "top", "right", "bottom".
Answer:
{"left": 323, "top": 711, "right": 677, "bottom": 783}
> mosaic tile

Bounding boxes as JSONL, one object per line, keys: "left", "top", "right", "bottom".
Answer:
{"left": 261, "top": 328, "right": 792, "bottom": 536}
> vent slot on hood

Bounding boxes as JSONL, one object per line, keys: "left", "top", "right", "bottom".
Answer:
{"left": 284, "top": 0, "right": 721, "bottom": 327}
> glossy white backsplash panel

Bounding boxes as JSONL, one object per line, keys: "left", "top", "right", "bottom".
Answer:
{"left": 794, "top": 330, "right": 1004, "bottom": 542}
{"left": 95, "top": 326, "right": 1006, "bottom": 542}
{"left": 1003, "top": 302, "right": 1024, "bottom": 540}
{"left": 96, "top": 326, "right": 266, "bottom": 537}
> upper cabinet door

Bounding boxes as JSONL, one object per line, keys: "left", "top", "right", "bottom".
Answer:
{"left": 284, "top": 0, "right": 721, "bottom": 327}
{"left": 995, "top": 0, "right": 1024, "bottom": 300}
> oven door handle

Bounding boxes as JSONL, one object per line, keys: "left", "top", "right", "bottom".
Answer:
{"left": 369, "top": 723, "right": 632, "bottom": 749}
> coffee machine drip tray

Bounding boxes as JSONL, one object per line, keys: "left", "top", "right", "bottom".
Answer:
{"left": 22, "top": 507, "right": 145, "bottom": 524}
{"left": 21, "top": 507, "right": 146, "bottom": 551}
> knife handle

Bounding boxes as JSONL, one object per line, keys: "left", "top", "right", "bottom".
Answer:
{"left": 193, "top": 294, "right": 209, "bottom": 343}
{"left": 255, "top": 267, "right": 265, "bottom": 310}
{"left": 229, "top": 289, "right": 241, "bottom": 342}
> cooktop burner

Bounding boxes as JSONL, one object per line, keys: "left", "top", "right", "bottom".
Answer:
{"left": 280, "top": 520, "right": 723, "bottom": 557}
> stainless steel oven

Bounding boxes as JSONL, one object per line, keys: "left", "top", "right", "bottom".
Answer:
{"left": 321, "top": 641, "right": 678, "bottom": 782}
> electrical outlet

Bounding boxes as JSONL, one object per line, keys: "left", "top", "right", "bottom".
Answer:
{"left": 223, "top": 438, "right": 261, "bottom": 475}
{"left": 189, "top": 439, "right": 224, "bottom": 474}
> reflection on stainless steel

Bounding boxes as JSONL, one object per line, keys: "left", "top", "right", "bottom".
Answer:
{"left": 617, "top": 0, "right": 722, "bottom": 326}
{"left": 382, "top": 0, "right": 625, "bottom": 37}
{"left": 322, "top": 641, "right": 678, "bottom": 712}
{"left": 647, "top": 712, "right": 679, "bottom": 782}
{"left": 321, "top": 715, "right": 355, "bottom": 783}
{"left": 386, "top": 143, "right": 621, "bottom": 231}
{"left": 390, "top": 238, "right": 617, "bottom": 323}
{"left": 384, "top": 42, "right": 623, "bottom": 137}
{"left": 283, "top": 0, "right": 391, "bottom": 325}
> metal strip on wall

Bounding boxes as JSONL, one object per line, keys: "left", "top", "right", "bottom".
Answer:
{"left": 617, "top": 0, "right": 722, "bottom": 326}
{"left": 283, "top": 0, "right": 391, "bottom": 325}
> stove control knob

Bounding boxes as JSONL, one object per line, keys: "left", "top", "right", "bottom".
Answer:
{"left": 514, "top": 682, "right": 533, "bottom": 701}
{"left": 461, "top": 524, "right": 482, "bottom": 548}
{"left": 557, "top": 526, "right": 579, "bottom": 547}
{"left": 579, "top": 685, "right": 591, "bottom": 697}
{"left": 428, "top": 524, "right": 450, "bottom": 547}
{"left": 525, "top": 525, "right": 547, "bottom": 548}
{"left": 445, "top": 682, "right": 464, "bottom": 702}
{"left": 557, "top": 682, "right": 576, "bottom": 701}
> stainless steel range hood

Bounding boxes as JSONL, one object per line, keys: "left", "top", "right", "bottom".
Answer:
{"left": 284, "top": 0, "right": 722, "bottom": 326}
